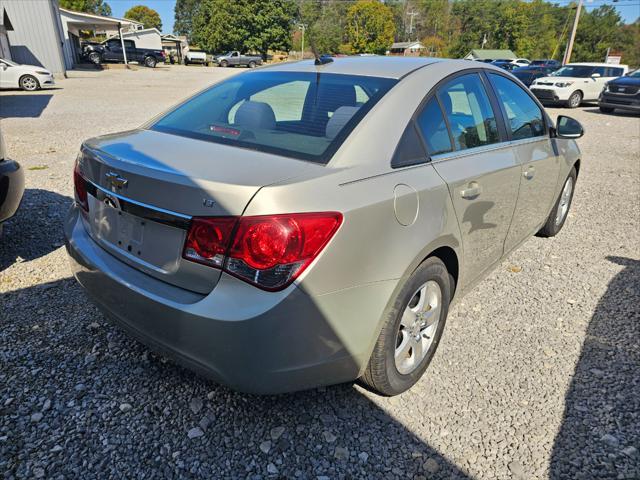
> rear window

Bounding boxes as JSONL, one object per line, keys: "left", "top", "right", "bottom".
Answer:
{"left": 151, "top": 71, "right": 396, "bottom": 163}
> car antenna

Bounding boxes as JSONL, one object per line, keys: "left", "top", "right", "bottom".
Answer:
{"left": 310, "top": 38, "right": 333, "bottom": 66}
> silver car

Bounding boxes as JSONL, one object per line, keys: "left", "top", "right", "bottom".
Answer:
{"left": 65, "top": 57, "right": 584, "bottom": 395}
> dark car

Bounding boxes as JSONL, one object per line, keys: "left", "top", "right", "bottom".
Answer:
{"left": 512, "top": 66, "right": 559, "bottom": 87}
{"left": 82, "top": 38, "right": 165, "bottom": 68}
{"left": 491, "top": 60, "right": 519, "bottom": 71}
{"left": 530, "top": 59, "right": 562, "bottom": 68}
{"left": 0, "top": 129, "right": 24, "bottom": 236}
{"left": 598, "top": 69, "right": 640, "bottom": 114}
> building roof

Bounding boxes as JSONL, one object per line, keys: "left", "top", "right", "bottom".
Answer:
{"left": 391, "top": 41, "right": 425, "bottom": 49}
{"left": 261, "top": 56, "right": 445, "bottom": 79}
{"left": 467, "top": 49, "right": 516, "bottom": 60}
{"left": 59, "top": 7, "right": 143, "bottom": 26}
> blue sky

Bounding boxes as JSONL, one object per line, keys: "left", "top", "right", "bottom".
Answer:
{"left": 108, "top": 0, "right": 639, "bottom": 34}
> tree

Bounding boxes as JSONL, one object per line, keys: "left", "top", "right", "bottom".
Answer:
{"left": 346, "top": 0, "right": 396, "bottom": 54}
{"left": 294, "top": 0, "right": 351, "bottom": 55}
{"left": 192, "top": 0, "right": 295, "bottom": 58}
{"left": 59, "top": 0, "right": 111, "bottom": 16}
{"left": 174, "top": 0, "right": 200, "bottom": 39}
{"left": 124, "top": 5, "right": 162, "bottom": 31}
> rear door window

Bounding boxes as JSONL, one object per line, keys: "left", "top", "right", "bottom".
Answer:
{"left": 437, "top": 73, "right": 500, "bottom": 151}
{"left": 416, "top": 97, "right": 452, "bottom": 155}
{"left": 488, "top": 73, "right": 545, "bottom": 140}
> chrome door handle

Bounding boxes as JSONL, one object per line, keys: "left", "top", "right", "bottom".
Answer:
{"left": 460, "top": 182, "right": 481, "bottom": 199}
{"left": 523, "top": 166, "right": 536, "bottom": 180}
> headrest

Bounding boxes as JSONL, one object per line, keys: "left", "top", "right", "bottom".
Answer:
{"left": 326, "top": 106, "right": 360, "bottom": 139}
{"left": 234, "top": 101, "right": 276, "bottom": 130}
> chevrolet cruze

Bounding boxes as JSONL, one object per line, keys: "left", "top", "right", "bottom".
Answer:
{"left": 65, "top": 57, "right": 584, "bottom": 395}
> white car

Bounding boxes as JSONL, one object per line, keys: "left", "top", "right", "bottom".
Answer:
{"left": 0, "top": 58, "right": 55, "bottom": 91}
{"left": 530, "top": 62, "right": 628, "bottom": 108}
{"left": 511, "top": 58, "right": 531, "bottom": 67}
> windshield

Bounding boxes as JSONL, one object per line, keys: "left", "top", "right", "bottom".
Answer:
{"left": 628, "top": 69, "right": 640, "bottom": 78}
{"left": 152, "top": 71, "right": 397, "bottom": 163}
{"left": 552, "top": 66, "right": 594, "bottom": 78}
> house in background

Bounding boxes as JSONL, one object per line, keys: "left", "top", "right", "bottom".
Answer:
{"left": 388, "top": 41, "right": 426, "bottom": 57}
{"left": 161, "top": 34, "right": 187, "bottom": 64}
{"left": 0, "top": 0, "right": 67, "bottom": 75}
{"left": 464, "top": 49, "right": 517, "bottom": 61}
{"left": 113, "top": 28, "right": 162, "bottom": 51}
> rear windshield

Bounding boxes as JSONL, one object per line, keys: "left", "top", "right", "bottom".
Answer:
{"left": 151, "top": 71, "right": 397, "bottom": 163}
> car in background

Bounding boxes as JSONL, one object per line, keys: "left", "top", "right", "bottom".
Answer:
{"left": 0, "top": 128, "right": 25, "bottom": 236}
{"left": 530, "top": 59, "right": 562, "bottom": 68}
{"left": 184, "top": 49, "right": 208, "bottom": 66}
{"left": 0, "top": 58, "right": 55, "bottom": 91}
{"left": 214, "top": 51, "right": 262, "bottom": 68}
{"left": 511, "top": 58, "right": 531, "bottom": 67}
{"left": 512, "top": 65, "right": 560, "bottom": 87}
{"left": 598, "top": 69, "right": 640, "bottom": 114}
{"left": 530, "top": 62, "right": 628, "bottom": 108}
{"left": 82, "top": 38, "right": 165, "bottom": 68}
{"left": 491, "top": 60, "right": 519, "bottom": 71}
{"left": 65, "top": 57, "right": 584, "bottom": 396}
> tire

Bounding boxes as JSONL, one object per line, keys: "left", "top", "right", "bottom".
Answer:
{"left": 599, "top": 106, "right": 615, "bottom": 113}
{"left": 184, "top": 58, "right": 189, "bottom": 65}
{"left": 144, "top": 56, "right": 157, "bottom": 68}
{"left": 88, "top": 52, "right": 102, "bottom": 65}
{"left": 566, "top": 91, "right": 582, "bottom": 109}
{"left": 360, "top": 257, "right": 451, "bottom": 396}
{"left": 19, "top": 75, "right": 40, "bottom": 91}
{"left": 537, "top": 167, "right": 577, "bottom": 238}
{"left": 220, "top": 60, "right": 228, "bottom": 68}
{"left": 248, "top": 61, "right": 256, "bottom": 68}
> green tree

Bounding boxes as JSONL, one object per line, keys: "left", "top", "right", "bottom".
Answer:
{"left": 59, "top": 0, "right": 111, "bottom": 16}
{"left": 346, "top": 0, "right": 396, "bottom": 54}
{"left": 571, "top": 5, "right": 626, "bottom": 62}
{"left": 174, "top": 0, "right": 200, "bottom": 39}
{"left": 192, "top": 0, "right": 295, "bottom": 58}
{"left": 295, "top": 0, "right": 351, "bottom": 55}
{"left": 124, "top": 5, "right": 162, "bottom": 30}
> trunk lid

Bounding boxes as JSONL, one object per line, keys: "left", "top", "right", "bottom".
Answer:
{"left": 79, "top": 129, "right": 321, "bottom": 294}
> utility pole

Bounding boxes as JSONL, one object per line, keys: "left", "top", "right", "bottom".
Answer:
{"left": 298, "top": 24, "right": 306, "bottom": 60}
{"left": 563, "top": 0, "right": 583, "bottom": 65}
{"left": 407, "top": 10, "right": 418, "bottom": 42}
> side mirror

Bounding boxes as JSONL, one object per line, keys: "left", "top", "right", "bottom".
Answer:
{"left": 555, "top": 115, "right": 584, "bottom": 139}
{"left": 591, "top": 73, "right": 601, "bottom": 78}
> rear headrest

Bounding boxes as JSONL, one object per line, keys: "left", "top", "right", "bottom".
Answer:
{"left": 318, "top": 83, "right": 357, "bottom": 112}
{"left": 326, "top": 106, "right": 360, "bottom": 140}
{"left": 234, "top": 101, "right": 276, "bottom": 130}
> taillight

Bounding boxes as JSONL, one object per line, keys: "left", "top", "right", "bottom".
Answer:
{"left": 73, "top": 160, "right": 89, "bottom": 212}
{"left": 182, "top": 212, "right": 342, "bottom": 291}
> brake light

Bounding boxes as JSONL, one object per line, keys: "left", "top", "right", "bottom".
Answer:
{"left": 182, "top": 212, "right": 342, "bottom": 291}
{"left": 73, "top": 160, "right": 89, "bottom": 212}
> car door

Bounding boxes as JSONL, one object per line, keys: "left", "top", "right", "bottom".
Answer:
{"left": 103, "top": 40, "right": 122, "bottom": 61}
{"left": 487, "top": 72, "right": 560, "bottom": 251}
{"left": 0, "top": 60, "right": 18, "bottom": 88}
{"left": 425, "top": 72, "right": 521, "bottom": 283}
{"left": 229, "top": 51, "right": 240, "bottom": 66}
{"left": 123, "top": 40, "right": 137, "bottom": 62}
{"left": 583, "top": 66, "right": 610, "bottom": 100}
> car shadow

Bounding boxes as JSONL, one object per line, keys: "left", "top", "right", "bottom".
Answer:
{"left": 550, "top": 256, "right": 640, "bottom": 479}
{"left": 581, "top": 107, "right": 639, "bottom": 117}
{"left": 0, "top": 94, "right": 54, "bottom": 118}
{"left": 0, "top": 274, "right": 473, "bottom": 479}
{"left": 0, "top": 188, "right": 72, "bottom": 271}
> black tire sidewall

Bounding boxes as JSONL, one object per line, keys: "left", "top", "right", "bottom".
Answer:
{"left": 382, "top": 258, "right": 451, "bottom": 394}
{"left": 540, "top": 167, "right": 577, "bottom": 237}
{"left": 249, "top": 61, "right": 256, "bottom": 68}
{"left": 220, "top": 60, "right": 228, "bottom": 67}
{"left": 145, "top": 57, "right": 156, "bottom": 68}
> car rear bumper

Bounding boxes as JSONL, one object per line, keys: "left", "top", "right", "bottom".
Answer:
{"left": 0, "top": 158, "right": 25, "bottom": 223}
{"left": 64, "top": 205, "right": 393, "bottom": 393}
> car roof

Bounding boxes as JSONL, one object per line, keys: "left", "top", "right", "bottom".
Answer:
{"left": 260, "top": 56, "right": 445, "bottom": 79}
{"left": 567, "top": 62, "right": 628, "bottom": 67}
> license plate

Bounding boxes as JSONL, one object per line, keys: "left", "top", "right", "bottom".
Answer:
{"left": 90, "top": 199, "right": 145, "bottom": 255}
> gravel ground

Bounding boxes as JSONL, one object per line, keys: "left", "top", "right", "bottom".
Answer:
{"left": 1, "top": 65, "right": 638, "bottom": 480}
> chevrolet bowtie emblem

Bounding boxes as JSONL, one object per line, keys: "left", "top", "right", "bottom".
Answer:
{"left": 105, "top": 171, "right": 128, "bottom": 189}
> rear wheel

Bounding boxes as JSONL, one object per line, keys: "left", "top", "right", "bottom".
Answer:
{"left": 537, "top": 167, "right": 577, "bottom": 238}
{"left": 248, "top": 61, "right": 256, "bottom": 68}
{"left": 599, "top": 106, "right": 615, "bottom": 113}
{"left": 567, "top": 91, "right": 582, "bottom": 108}
{"left": 220, "top": 60, "right": 228, "bottom": 67}
{"left": 361, "top": 257, "right": 451, "bottom": 396}
{"left": 19, "top": 75, "right": 40, "bottom": 91}
{"left": 144, "top": 56, "right": 157, "bottom": 68}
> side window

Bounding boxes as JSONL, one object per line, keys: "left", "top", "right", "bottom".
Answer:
{"left": 416, "top": 97, "right": 452, "bottom": 155}
{"left": 107, "top": 39, "right": 120, "bottom": 48}
{"left": 437, "top": 73, "right": 500, "bottom": 150}
{"left": 231, "top": 52, "right": 238, "bottom": 57}
{"left": 609, "top": 67, "right": 623, "bottom": 77}
{"left": 594, "top": 66, "right": 607, "bottom": 76}
{"left": 124, "top": 40, "right": 135, "bottom": 49}
{"left": 489, "top": 73, "right": 545, "bottom": 140}
{"left": 391, "top": 123, "right": 427, "bottom": 168}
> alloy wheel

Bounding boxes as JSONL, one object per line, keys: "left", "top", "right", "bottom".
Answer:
{"left": 555, "top": 177, "right": 573, "bottom": 226}
{"left": 21, "top": 76, "right": 38, "bottom": 91}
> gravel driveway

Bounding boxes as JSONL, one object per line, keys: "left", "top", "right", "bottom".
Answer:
{"left": 1, "top": 66, "right": 638, "bottom": 480}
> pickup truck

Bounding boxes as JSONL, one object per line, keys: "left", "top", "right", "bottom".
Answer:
{"left": 214, "top": 51, "right": 262, "bottom": 68}
{"left": 82, "top": 38, "right": 165, "bottom": 68}
{"left": 184, "top": 49, "right": 208, "bottom": 66}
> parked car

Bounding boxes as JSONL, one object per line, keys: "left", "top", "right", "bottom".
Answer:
{"left": 510, "top": 58, "right": 531, "bottom": 67}
{"left": 214, "top": 51, "right": 262, "bottom": 68}
{"left": 598, "top": 69, "right": 640, "bottom": 114}
{"left": 491, "top": 60, "right": 519, "bottom": 71}
{"left": 65, "top": 58, "right": 584, "bottom": 395}
{"left": 0, "top": 58, "right": 55, "bottom": 91}
{"left": 184, "top": 49, "right": 208, "bottom": 66}
{"left": 530, "top": 62, "right": 628, "bottom": 108}
{"left": 0, "top": 128, "right": 25, "bottom": 236}
{"left": 530, "top": 59, "right": 562, "bottom": 68}
{"left": 82, "top": 38, "right": 165, "bottom": 68}
{"left": 512, "top": 66, "right": 559, "bottom": 87}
